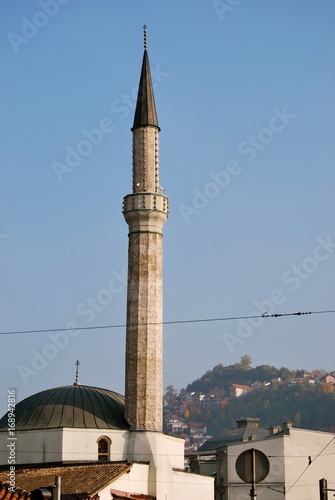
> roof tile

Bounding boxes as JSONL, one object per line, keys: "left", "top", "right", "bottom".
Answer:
{"left": 0, "top": 462, "right": 132, "bottom": 497}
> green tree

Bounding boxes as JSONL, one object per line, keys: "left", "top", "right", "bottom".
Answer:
{"left": 239, "top": 354, "right": 252, "bottom": 370}
{"left": 278, "top": 366, "right": 296, "bottom": 381}
{"left": 164, "top": 385, "right": 177, "bottom": 407}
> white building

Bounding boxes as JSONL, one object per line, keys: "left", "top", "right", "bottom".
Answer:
{"left": 215, "top": 422, "right": 335, "bottom": 499}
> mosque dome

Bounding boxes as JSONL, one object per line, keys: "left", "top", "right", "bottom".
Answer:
{"left": 0, "top": 384, "right": 129, "bottom": 431}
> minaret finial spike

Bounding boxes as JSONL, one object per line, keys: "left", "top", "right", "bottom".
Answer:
{"left": 143, "top": 24, "right": 147, "bottom": 50}
{"left": 74, "top": 360, "right": 80, "bottom": 385}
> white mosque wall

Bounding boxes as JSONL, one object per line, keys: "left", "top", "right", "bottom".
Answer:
{"left": 61, "top": 427, "right": 129, "bottom": 461}
{"left": 127, "top": 431, "right": 185, "bottom": 470}
{"left": 0, "top": 429, "right": 63, "bottom": 465}
{"left": 125, "top": 431, "right": 214, "bottom": 499}
{"left": 0, "top": 427, "right": 130, "bottom": 465}
{"left": 172, "top": 470, "right": 214, "bottom": 500}
{"left": 110, "top": 462, "right": 150, "bottom": 497}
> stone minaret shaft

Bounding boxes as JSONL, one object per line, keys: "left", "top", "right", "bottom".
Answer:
{"left": 123, "top": 47, "right": 168, "bottom": 431}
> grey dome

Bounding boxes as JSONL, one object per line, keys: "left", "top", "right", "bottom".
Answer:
{"left": 0, "top": 385, "right": 129, "bottom": 431}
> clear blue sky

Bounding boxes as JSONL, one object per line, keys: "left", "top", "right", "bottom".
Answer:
{"left": 1, "top": 0, "right": 334, "bottom": 416}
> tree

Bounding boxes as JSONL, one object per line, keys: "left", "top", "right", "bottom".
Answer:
{"left": 164, "top": 385, "right": 177, "bottom": 407}
{"left": 317, "top": 383, "right": 335, "bottom": 394}
{"left": 278, "top": 366, "right": 296, "bottom": 382}
{"left": 239, "top": 354, "right": 252, "bottom": 370}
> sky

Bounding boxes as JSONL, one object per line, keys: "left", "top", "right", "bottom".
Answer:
{"left": 0, "top": 0, "right": 334, "bottom": 417}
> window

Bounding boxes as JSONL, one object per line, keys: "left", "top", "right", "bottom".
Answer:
{"left": 97, "top": 436, "right": 111, "bottom": 461}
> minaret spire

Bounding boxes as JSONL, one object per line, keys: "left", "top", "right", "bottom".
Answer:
{"left": 123, "top": 29, "right": 168, "bottom": 431}
{"left": 132, "top": 25, "right": 159, "bottom": 133}
{"left": 143, "top": 24, "right": 147, "bottom": 49}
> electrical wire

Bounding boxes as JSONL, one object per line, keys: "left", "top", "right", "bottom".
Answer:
{"left": 280, "top": 435, "right": 335, "bottom": 499}
{"left": 0, "top": 309, "right": 334, "bottom": 336}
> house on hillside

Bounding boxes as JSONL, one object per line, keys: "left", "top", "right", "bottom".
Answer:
{"left": 168, "top": 413, "right": 180, "bottom": 423}
{"left": 171, "top": 420, "right": 189, "bottom": 435}
{"left": 296, "top": 369, "right": 311, "bottom": 379}
{"left": 189, "top": 423, "right": 211, "bottom": 452}
{"left": 229, "top": 383, "right": 251, "bottom": 398}
{"left": 192, "top": 392, "right": 206, "bottom": 403}
{"left": 189, "top": 423, "right": 207, "bottom": 436}
{"left": 320, "top": 373, "right": 335, "bottom": 385}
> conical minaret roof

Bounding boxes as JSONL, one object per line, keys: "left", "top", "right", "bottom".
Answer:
{"left": 132, "top": 48, "right": 159, "bottom": 131}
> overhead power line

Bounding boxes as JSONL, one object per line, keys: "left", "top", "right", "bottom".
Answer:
{"left": 280, "top": 435, "right": 335, "bottom": 499}
{"left": 0, "top": 309, "right": 334, "bottom": 337}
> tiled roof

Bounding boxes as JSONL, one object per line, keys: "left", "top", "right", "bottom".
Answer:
{"left": 0, "top": 462, "right": 132, "bottom": 497}
{"left": 0, "top": 482, "right": 30, "bottom": 500}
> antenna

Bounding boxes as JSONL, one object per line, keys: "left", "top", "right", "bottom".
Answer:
{"left": 143, "top": 24, "right": 147, "bottom": 49}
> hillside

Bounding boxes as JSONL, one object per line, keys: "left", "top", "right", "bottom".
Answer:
{"left": 163, "top": 357, "right": 335, "bottom": 450}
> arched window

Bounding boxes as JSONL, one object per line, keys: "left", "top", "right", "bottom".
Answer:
{"left": 97, "top": 436, "right": 111, "bottom": 461}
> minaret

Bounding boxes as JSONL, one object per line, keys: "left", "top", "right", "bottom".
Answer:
{"left": 123, "top": 26, "right": 168, "bottom": 431}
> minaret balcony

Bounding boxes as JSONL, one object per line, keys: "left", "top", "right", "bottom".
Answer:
{"left": 123, "top": 192, "right": 168, "bottom": 215}
{"left": 123, "top": 192, "right": 168, "bottom": 235}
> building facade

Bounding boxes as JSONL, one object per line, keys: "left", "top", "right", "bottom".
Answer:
{"left": 215, "top": 423, "right": 335, "bottom": 499}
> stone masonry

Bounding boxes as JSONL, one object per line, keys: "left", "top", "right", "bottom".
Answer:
{"left": 123, "top": 48, "right": 168, "bottom": 431}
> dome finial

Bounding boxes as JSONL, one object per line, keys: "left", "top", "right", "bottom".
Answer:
{"left": 143, "top": 24, "right": 147, "bottom": 50}
{"left": 74, "top": 360, "right": 80, "bottom": 385}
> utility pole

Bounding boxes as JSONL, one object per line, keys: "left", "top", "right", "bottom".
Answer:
{"left": 319, "top": 477, "right": 335, "bottom": 499}
{"left": 55, "top": 476, "right": 61, "bottom": 500}
{"left": 320, "top": 478, "right": 328, "bottom": 500}
{"left": 249, "top": 448, "right": 257, "bottom": 499}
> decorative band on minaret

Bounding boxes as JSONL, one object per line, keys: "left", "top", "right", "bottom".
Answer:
{"left": 123, "top": 28, "right": 168, "bottom": 431}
